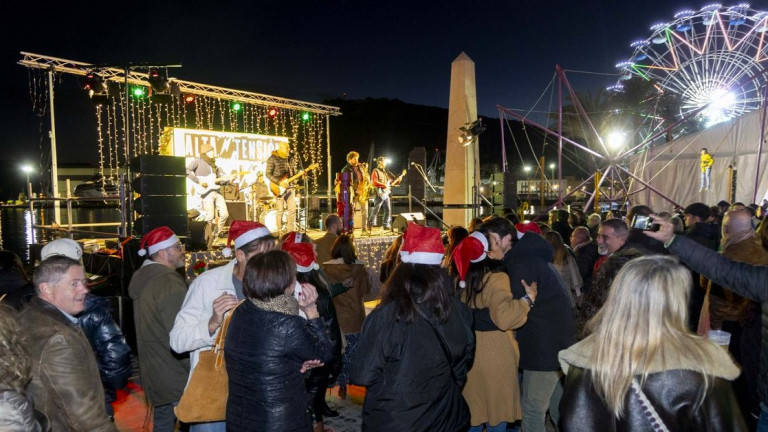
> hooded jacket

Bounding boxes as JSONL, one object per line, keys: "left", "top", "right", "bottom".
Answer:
{"left": 504, "top": 232, "right": 576, "bottom": 371}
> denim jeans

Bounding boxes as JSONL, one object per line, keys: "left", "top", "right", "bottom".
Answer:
{"left": 190, "top": 421, "right": 225, "bottom": 432}
{"left": 701, "top": 167, "right": 712, "bottom": 190}
{"left": 758, "top": 402, "right": 768, "bottom": 432}
{"left": 153, "top": 403, "right": 178, "bottom": 432}
{"left": 521, "top": 370, "right": 564, "bottom": 432}
{"left": 469, "top": 422, "right": 507, "bottom": 432}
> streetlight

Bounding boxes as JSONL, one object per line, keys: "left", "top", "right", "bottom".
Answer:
{"left": 523, "top": 165, "right": 531, "bottom": 174}
{"left": 21, "top": 165, "right": 33, "bottom": 194}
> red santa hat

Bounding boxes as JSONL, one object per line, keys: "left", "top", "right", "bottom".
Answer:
{"left": 281, "top": 232, "right": 319, "bottom": 273}
{"left": 138, "top": 226, "right": 179, "bottom": 257}
{"left": 222, "top": 220, "right": 272, "bottom": 257}
{"left": 399, "top": 222, "right": 445, "bottom": 265}
{"left": 451, "top": 231, "right": 489, "bottom": 288}
{"left": 515, "top": 221, "right": 541, "bottom": 239}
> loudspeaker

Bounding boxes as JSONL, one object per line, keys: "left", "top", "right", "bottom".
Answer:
{"left": 134, "top": 195, "right": 187, "bottom": 215}
{"left": 130, "top": 155, "right": 186, "bottom": 175}
{"left": 220, "top": 184, "right": 241, "bottom": 200}
{"left": 134, "top": 215, "right": 188, "bottom": 236}
{"left": 408, "top": 147, "right": 427, "bottom": 200}
{"left": 491, "top": 172, "right": 517, "bottom": 210}
{"left": 187, "top": 220, "right": 211, "bottom": 251}
{"left": 132, "top": 176, "right": 186, "bottom": 196}
{"left": 391, "top": 212, "right": 426, "bottom": 233}
{"left": 225, "top": 201, "right": 247, "bottom": 224}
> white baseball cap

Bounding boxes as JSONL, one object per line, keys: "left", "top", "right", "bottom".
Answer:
{"left": 40, "top": 238, "right": 83, "bottom": 261}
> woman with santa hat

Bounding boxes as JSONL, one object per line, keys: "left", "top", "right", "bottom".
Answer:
{"left": 350, "top": 223, "right": 475, "bottom": 432}
{"left": 281, "top": 232, "right": 344, "bottom": 432}
{"left": 450, "top": 230, "right": 537, "bottom": 432}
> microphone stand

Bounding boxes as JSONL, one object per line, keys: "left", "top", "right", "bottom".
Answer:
{"left": 407, "top": 162, "right": 447, "bottom": 229}
{"left": 411, "top": 163, "right": 436, "bottom": 192}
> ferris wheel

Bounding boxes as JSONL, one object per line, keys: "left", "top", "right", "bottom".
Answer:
{"left": 610, "top": 4, "right": 768, "bottom": 131}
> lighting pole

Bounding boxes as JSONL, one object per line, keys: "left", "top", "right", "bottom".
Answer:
{"left": 549, "top": 162, "right": 556, "bottom": 195}
{"left": 21, "top": 165, "right": 33, "bottom": 196}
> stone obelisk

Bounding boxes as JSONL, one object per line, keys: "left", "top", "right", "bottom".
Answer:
{"left": 443, "top": 52, "right": 479, "bottom": 228}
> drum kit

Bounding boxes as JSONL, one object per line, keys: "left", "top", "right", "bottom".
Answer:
{"left": 244, "top": 183, "right": 303, "bottom": 232}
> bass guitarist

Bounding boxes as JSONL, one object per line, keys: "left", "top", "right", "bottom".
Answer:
{"left": 186, "top": 142, "right": 229, "bottom": 237}
{"left": 265, "top": 141, "right": 298, "bottom": 233}
{"left": 369, "top": 156, "right": 405, "bottom": 231}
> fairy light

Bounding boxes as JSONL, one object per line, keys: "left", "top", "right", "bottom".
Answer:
{"left": 105, "top": 103, "right": 115, "bottom": 182}
{"left": 95, "top": 105, "right": 106, "bottom": 185}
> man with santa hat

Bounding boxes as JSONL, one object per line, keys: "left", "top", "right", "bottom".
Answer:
{"left": 170, "top": 220, "right": 276, "bottom": 432}
{"left": 128, "top": 226, "right": 190, "bottom": 431}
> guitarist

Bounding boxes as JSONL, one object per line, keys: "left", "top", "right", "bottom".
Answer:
{"left": 265, "top": 141, "right": 298, "bottom": 233}
{"left": 369, "top": 157, "right": 403, "bottom": 231}
{"left": 186, "top": 142, "right": 229, "bottom": 237}
{"left": 341, "top": 151, "right": 371, "bottom": 235}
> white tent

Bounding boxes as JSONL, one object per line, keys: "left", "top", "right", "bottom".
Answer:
{"left": 628, "top": 108, "right": 768, "bottom": 211}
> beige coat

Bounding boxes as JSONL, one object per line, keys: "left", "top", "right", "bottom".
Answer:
{"left": 322, "top": 259, "right": 370, "bottom": 334}
{"left": 462, "top": 271, "right": 530, "bottom": 426}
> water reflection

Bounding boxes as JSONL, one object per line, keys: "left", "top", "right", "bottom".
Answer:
{"left": 1, "top": 207, "right": 122, "bottom": 264}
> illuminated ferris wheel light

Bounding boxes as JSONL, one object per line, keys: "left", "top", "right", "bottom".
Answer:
{"left": 610, "top": 4, "right": 768, "bottom": 136}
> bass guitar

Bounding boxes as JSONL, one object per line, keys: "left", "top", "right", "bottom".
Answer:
{"left": 269, "top": 163, "right": 319, "bottom": 197}
{"left": 189, "top": 172, "right": 246, "bottom": 196}
{"left": 376, "top": 169, "right": 407, "bottom": 200}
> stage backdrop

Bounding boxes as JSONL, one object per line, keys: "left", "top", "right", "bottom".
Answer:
{"left": 160, "top": 127, "right": 289, "bottom": 210}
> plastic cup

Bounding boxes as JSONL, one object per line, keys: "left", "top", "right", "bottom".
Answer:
{"left": 707, "top": 329, "right": 731, "bottom": 349}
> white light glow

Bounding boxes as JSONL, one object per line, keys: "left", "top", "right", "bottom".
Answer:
{"left": 606, "top": 132, "right": 627, "bottom": 149}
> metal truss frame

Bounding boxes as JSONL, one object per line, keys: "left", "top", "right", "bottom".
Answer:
{"left": 18, "top": 52, "right": 341, "bottom": 115}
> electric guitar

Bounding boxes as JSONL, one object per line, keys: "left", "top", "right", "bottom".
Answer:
{"left": 189, "top": 172, "right": 246, "bottom": 196}
{"left": 269, "top": 163, "right": 319, "bottom": 197}
{"left": 376, "top": 169, "right": 407, "bottom": 200}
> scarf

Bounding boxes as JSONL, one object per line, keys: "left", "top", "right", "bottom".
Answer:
{"left": 250, "top": 293, "right": 299, "bottom": 316}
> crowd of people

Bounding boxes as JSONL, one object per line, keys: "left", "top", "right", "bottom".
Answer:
{"left": 2, "top": 196, "right": 768, "bottom": 431}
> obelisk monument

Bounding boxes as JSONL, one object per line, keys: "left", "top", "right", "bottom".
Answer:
{"left": 443, "top": 52, "right": 479, "bottom": 228}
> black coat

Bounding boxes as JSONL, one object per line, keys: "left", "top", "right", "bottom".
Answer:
{"left": 669, "top": 235, "right": 768, "bottom": 406}
{"left": 0, "top": 268, "right": 34, "bottom": 310}
{"left": 504, "top": 232, "right": 576, "bottom": 371}
{"left": 350, "top": 299, "right": 474, "bottom": 432}
{"left": 573, "top": 241, "right": 599, "bottom": 294}
{"left": 225, "top": 300, "right": 333, "bottom": 432}
{"left": 77, "top": 294, "right": 132, "bottom": 403}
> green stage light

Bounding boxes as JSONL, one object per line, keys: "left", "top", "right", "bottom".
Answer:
{"left": 301, "top": 112, "right": 310, "bottom": 121}
{"left": 232, "top": 102, "right": 242, "bottom": 112}
{"left": 132, "top": 86, "right": 146, "bottom": 97}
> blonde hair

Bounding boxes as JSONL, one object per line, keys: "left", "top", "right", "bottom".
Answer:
{"left": 585, "top": 255, "right": 714, "bottom": 417}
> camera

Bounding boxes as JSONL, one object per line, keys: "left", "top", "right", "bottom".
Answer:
{"left": 631, "top": 214, "right": 659, "bottom": 231}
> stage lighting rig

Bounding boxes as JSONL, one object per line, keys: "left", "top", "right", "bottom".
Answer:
{"left": 459, "top": 118, "right": 486, "bottom": 146}
{"left": 82, "top": 71, "right": 105, "bottom": 94}
{"left": 147, "top": 68, "right": 169, "bottom": 93}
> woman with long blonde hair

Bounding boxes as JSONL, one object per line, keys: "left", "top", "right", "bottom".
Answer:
{"left": 559, "top": 255, "right": 746, "bottom": 431}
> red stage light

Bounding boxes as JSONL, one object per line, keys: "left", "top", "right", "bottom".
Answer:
{"left": 268, "top": 108, "right": 278, "bottom": 118}
{"left": 184, "top": 94, "right": 196, "bottom": 104}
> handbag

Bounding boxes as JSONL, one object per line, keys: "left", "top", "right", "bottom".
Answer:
{"left": 174, "top": 302, "right": 241, "bottom": 423}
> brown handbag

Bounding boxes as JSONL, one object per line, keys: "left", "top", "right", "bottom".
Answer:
{"left": 174, "top": 302, "right": 240, "bottom": 423}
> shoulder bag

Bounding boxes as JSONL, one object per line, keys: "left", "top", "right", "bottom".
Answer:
{"left": 174, "top": 302, "right": 241, "bottom": 423}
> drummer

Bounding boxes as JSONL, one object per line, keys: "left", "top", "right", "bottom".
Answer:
{"left": 251, "top": 172, "right": 272, "bottom": 200}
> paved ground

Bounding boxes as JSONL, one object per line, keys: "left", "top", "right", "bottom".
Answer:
{"left": 113, "top": 372, "right": 364, "bottom": 432}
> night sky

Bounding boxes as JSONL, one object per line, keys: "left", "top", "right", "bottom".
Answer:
{"left": 1, "top": 0, "right": 694, "bottom": 174}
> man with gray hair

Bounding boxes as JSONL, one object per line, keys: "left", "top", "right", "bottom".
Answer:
{"left": 586, "top": 213, "right": 601, "bottom": 240}
{"left": 594, "top": 218, "right": 629, "bottom": 274}
{"left": 19, "top": 255, "right": 116, "bottom": 431}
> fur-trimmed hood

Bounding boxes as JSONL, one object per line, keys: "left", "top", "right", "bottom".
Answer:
{"left": 559, "top": 334, "right": 741, "bottom": 381}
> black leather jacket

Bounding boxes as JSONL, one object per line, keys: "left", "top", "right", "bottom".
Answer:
{"left": 559, "top": 334, "right": 747, "bottom": 431}
{"left": 77, "top": 295, "right": 132, "bottom": 403}
{"left": 225, "top": 300, "right": 333, "bottom": 432}
{"left": 560, "top": 367, "right": 746, "bottom": 431}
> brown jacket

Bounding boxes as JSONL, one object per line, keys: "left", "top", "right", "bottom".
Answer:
{"left": 19, "top": 298, "right": 116, "bottom": 432}
{"left": 708, "top": 237, "right": 768, "bottom": 326}
{"left": 322, "top": 260, "right": 370, "bottom": 334}
{"left": 315, "top": 232, "right": 338, "bottom": 266}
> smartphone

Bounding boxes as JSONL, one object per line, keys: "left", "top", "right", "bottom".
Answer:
{"left": 293, "top": 281, "right": 302, "bottom": 300}
{"left": 631, "top": 214, "right": 659, "bottom": 231}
